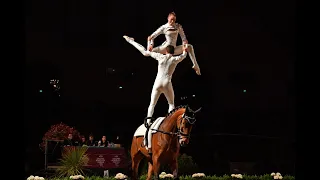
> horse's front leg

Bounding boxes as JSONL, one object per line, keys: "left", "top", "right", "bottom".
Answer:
{"left": 170, "top": 159, "right": 179, "bottom": 180}
{"left": 146, "top": 162, "right": 153, "bottom": 180}
{"left": 152, "top": 158, "right": 161, "bottom": 180}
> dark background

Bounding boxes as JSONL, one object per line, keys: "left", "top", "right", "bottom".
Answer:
{"left": 25, "top": 0, "right": 296, "bottom": 176}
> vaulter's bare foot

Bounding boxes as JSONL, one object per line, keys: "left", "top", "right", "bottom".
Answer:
{"left": 192, "top": 65, "right": 201, "bottom": 75}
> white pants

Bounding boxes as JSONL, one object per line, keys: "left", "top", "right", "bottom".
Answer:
{"left": 147, "top": 78, "right": 175, "bottom": 118}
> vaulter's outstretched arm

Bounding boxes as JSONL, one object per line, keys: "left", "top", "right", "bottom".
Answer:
{"left": 173, "top": 49, "right": 188, "bottom": 63}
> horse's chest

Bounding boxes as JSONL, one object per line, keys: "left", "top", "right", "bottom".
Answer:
{"left": 157, "top": 141, "right": 179, "bottom": 153}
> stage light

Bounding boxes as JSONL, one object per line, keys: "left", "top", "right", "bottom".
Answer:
{"left": 39, "top": 90, "right": 43, "bottom": 93}
{"left": 243, "top": 89, "right": 246, "bottom": 93}
{"left": 192, "top": 95, "right": 196, "bottom": 97}
{"left": 119, "top": 86, "right": 123, "bottom": 89}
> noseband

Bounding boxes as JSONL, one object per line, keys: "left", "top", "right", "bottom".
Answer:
{"left": 151, "top": 113, "right": 196, "bottom": 139}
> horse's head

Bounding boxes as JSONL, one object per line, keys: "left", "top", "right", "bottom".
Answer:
{"left": 177, "top": 106, "right": 201, "bottom": 147}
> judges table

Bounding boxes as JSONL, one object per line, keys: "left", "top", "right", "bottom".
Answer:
{"left": 64, "top": 146, "right": 128, "bottom": 169}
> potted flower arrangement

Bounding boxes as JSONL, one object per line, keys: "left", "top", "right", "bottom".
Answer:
{"left": 40, "top": 122, "right": 81, "bottom": 149}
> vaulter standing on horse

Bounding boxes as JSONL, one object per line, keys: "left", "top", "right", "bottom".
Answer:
{"left": 123, "top": 35, "right": 188, "bottom": 153}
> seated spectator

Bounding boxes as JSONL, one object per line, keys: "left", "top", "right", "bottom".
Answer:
{"left": 86, "top": 134, "right": 97, "bottom": 146}
{"left": 98, "top": 135, "right": 110, "bottom": 147}
{"left": 63, "top": 133, "right": 77, "bottom": 146}
{"left": 79, "top": 136, "right": 86, "bottom": 146}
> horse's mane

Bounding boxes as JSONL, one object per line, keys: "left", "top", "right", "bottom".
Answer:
{"left": 165, "top": 105, "right": 187, "bottom": 118}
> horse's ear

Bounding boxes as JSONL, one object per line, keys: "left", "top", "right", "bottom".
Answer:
{"left": 187, "top": 106, "right": 192, "bottom": 113}
{"left": 184, "top": 105, "right": 192, "bottom": 116}
{"left": 194, "top": 107, "right": 202, "bottom": 113}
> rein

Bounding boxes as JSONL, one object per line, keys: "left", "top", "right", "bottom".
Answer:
{"left": 151, "top": 114, "right": 196, "bottom": 138}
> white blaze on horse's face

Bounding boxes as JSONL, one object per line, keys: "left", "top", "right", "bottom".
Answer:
{"left": 179, "top": 136, "right": 189, "bottom": 146}
{"left": 178, "top": 114, "right": 193, "bottom": 146}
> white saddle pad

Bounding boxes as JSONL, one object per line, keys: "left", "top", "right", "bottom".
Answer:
{"left": 133, "top": 117, "right": 165, "bottom": 137}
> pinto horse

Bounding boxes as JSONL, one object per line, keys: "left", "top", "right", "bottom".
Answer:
{"left": 130, "top": 105, "right": 201, "bottom": 180}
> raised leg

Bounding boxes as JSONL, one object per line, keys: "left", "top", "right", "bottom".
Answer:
{"left": 187, "top": 44, "right": 201, "bottom": 75}
{"left": 146, "top": 162, "right": 154, "bottom": 180}
{"left": 173, "top": 45, "right": 184, "bottom": 55}
{"left": 174, "top": 44, "right": 201, "bottom": 75}
{"left": 151, "top": 45, "right": 167, "bottom": 54}
{"left": 123, "top": 35, "right": 150, "bottom": 56}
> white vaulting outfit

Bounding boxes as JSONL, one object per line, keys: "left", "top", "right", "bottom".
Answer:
{"left": 124, "top": 37, "right": 187, "bottom": 117}
{"left": 147, "top": 23, "right": 200, "bottom": 70}
{"left": 123, "top": 36, "right": 188, "bottom": 149}
{"left": 146, "top": 50, "right": 187, "bottom": 118}
{"left": 144, "top": 51, "right": 187, "bottom": 149}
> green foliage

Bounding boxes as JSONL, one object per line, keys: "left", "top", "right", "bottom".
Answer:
{"left": 242, "top": 174, "right": 260, "bottom": 180}
{"left": 139, "top": 174, "right": 147, "bottom": 180}
{"left": 55, "top": 146, "right": 89, "bottom": 178}
{"left": 259, "top": 174, "right": 273, "bottom": 180}
{"left": 139, "top": 158, "right": 149, "bottom": 175}
{"left": 177, "top": 153, "right": 199, "bottom": 175}
{"left": 282, "top": 175, "right": 295, "bottom": 180}
{"left": 138, "top": 153, "right": 199, "bottom": 176}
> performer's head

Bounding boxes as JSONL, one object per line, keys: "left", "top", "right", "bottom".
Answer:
{"left": 168, "top": 12, "right": 176, "bottom": 25}
{"left": 102, "top": 135, "right": 107, "bottom": 142}
{"left": 166, "top": 45, "right": 175, "bottom": 54}
{"left": 89, "top": 134, "right": 94, "bottom": 140}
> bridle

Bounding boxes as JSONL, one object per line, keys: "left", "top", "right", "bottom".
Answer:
{"left": 177, "top": 113, "right": 196, "bottom": 139}
{"left": 151, "top": 112, "right": 197, "bottom": 139}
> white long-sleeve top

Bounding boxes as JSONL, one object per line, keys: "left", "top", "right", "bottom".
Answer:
{"left": 149, "top": 23, "right": 187, "bottom": 47}
{"left": 145, "top": 51, "right": 187, "bottom": 80}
